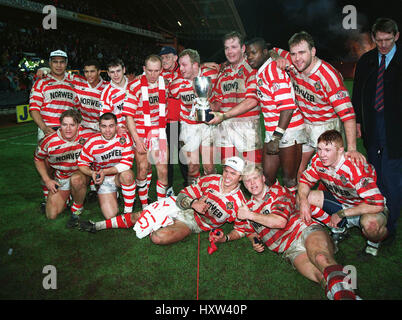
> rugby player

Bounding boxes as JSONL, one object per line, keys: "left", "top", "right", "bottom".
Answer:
{"left": 100, "top": 58, "right": 132, "bottom": 132}
{"left": 169, "top": 48, "right": 218, "bottom": 185}
{"left": 30, "top": 50, "right": 81, "bottom": 205}
{"left": 297, "top": 130, "right": 388, "bottom": 256}
{"left": 78, "top": 157, "right": 249, "bottom": 247}
{"left": 208, "top": 31, "right": 262, "bottom": 164}
{"left": 210, "top": 163, "right": 361, "bottom": 300}
{"left": 246, "top": 37, "right": 305, "bottom": 193}
{"left": 74, "top": 113, "right": 136, "bottom": 219}
{"left": 159, "top": 46, "right": 188, "bottom": 196}
{"left": 30, "top": 50, "right": 80, "bottom": 141}
{"left": 74, "top": 59, "right": 108, "bottom": 135}
{"left": 34, "top": 109, "right": 88, "bottom": 225}
{"left": 123, "top": 55, "right": 168, "bottom": 209}
{"left": 273, "top": 31, "right": 365, "bottom": 179}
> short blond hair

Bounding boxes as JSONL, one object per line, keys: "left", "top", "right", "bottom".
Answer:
{"left": 242, "top": 162, "right": 263, "bottom": 178}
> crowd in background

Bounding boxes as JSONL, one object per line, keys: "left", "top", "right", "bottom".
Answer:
{"left": 0, "top": 6, "right": 160, "bottom": 94}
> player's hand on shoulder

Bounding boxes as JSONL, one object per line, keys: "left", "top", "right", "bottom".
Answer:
{"left": 275, "top": 57, "right": 291, "bottom": 71}
{"left": 345, "top": 150, "right": 366, "bottom": 166}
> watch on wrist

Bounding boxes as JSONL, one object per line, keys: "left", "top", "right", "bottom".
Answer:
{"left": 336, "top": 209, "right": 346, "bottom": 219}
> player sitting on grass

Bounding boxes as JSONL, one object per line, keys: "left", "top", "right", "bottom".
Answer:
{"left": 297, "top": 129, "right": 388, "bottom": 256}
{"left": 78, "top": 157, "right": 250, "bottom": 246}
{"left": 210, "top": 163, "right": 361, "bottom": 300}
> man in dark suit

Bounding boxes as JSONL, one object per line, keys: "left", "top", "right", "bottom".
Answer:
{"left": 352, "top": 17, "right": 401, "bottom": 246}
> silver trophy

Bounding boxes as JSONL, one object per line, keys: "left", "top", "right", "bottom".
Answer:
{"left": 192, "top": 76, "right": 214, "bottom": 122}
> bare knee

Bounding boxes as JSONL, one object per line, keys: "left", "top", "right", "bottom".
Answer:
{"left": 71, "top": 173, "right": 87, "bottom": 189}
{"left": 150, "top": 230, "right": 165, "bottom": 245}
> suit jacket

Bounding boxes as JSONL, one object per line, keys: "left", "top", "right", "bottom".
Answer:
{"left": 352, "top": 44, "right": 402, "bottom": 159}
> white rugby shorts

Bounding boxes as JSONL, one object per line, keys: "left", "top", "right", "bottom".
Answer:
{"left": 303, "top": 118, "right": 345, "bottom": 152}
{"left": 97, "top": 174, "right": 118, "bottom": 194}
{"left": 54, "top": 176, "right": 71, "bottom": 191}
{"left": 265, "top": 128, "right": 307, "bottom": 148}
{"left": 179, "top": 122, "right": 213, "bottom": 152}
{"left": 213, "top": 118, "right": 263, "bottom": 152}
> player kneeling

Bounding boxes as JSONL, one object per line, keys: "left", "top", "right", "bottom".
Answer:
{"left": 71, "top": 113, "right": 136, "bottom": 220}
{"left": 34, "top": 110, "right": 89, "bottom": 226}
{"left": 210, "top": 164, "right": 361, "bottom": 300}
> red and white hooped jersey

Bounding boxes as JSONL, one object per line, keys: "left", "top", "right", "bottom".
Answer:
{"left": 34, "top": 127, "right": 88, "bottom": 179}
{"left": 241, "top": 182, "right": 314, "bottom": 253}
{"left": 256, "top": 58, "right": 304, "bottom": 133}
{"left": 161, "top": 63, "right": 181, "bottom": 122}
{"left": 73, "top": 75, "right": 108, "bottom": 128}
{"left": 179, "top": 174, "right": 248, "bottom": 232}
{"left": 122, "top": 78, "right": 167, "bottom": 139}
{"left": 300, "top": 154, "right": 385, "bottom": 209}
{"left": 210, "top": 58, "right": 259, "bottom": 120}
{"left": 273, "top": 48, "right": 355, "bottom": 125}
{"left": 78, "top": 132, "right": 134, "bottom": 174}
{"left": 29, "top": 73, "right": 80, "bottom": 127}
{"left": 100, "top": 77, "right": 132, "bottom": 127}
{"left": 169, "top": 66, "right": 218, "bottom": 124}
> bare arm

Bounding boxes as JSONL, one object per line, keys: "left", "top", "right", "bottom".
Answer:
{"left": 30, "top": 110, "right": 55, "bottom": 135}
{"left": 34, "top": 159, "right": 59, "bottom": 194}
{"left": 343, "top": 118, "right": 366, "bottom": 165}
{"left": 207, "top": 98, "right": 258, "bottom": 125}
{"left": 329, "top": 202, "right": 384, "bottom": 228}
{"left": 296, "top": 182, "right": 313, "bottom": 225}
{"left": 125, "top": 115, "right": 146, "bottom": 154}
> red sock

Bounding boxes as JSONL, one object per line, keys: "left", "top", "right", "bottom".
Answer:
{"left": 105, "top": 213, "right": 135, "bottom": 229}
{"left": 323, "top": 264, "right": 356, "bottom": 300}
{"left": 71, "top": 202, "right": 83, "bottom": 216}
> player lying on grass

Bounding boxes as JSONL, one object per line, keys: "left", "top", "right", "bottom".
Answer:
{"left": 209, "top": 163, "right": 361, "bottom": 300}
{"left": 78, "top": 157, "right": 251, "bottom": 245}
{"left": 297, "top": 129, "right": 388, "bottom": 256}
{"left": 34, "top": 109, "right": 90, "bottom": 225}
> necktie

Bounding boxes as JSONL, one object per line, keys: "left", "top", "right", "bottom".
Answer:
{"left": 374, "top": 54, "right": 386, "bottom": 112}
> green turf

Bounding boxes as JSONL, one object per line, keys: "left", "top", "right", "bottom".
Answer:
{"left": 0, "top": 81, "right": 401, "bottom": 300}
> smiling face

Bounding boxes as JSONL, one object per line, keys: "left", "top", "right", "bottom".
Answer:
{"left": 107, "top": 65, "right": 125, "bottom": 86}
{"left": 179, "top": 54, "right": 198, "bottom": 80}
{"left": 83, "top": 65, "right": 101, "bottom": 87}
{"left": 222, "top": 166, "right": 242, "bottom": 191}
{"left": 317, "top": 141, "right": 344, "bottom": 169}
{"left": 246, "top": 43, "right": 268, "bottom": 70}
{"left": 49, "top": 56, "right": 67, "bottom": 78}
{"left": 224, "top": 37, "right": 245, "bottom": 66}
{"left": 99, "top": 118, "right": 117, "bottom": 141}
{"left": 289, "top": 40, "right": 316, "bottom": 74}
{"left": 243, "top": 170, "right": 265, "bottom": 200}
{"left": 60, "top": 116, "right": 79, "bottom": 141}
{"left": 161, "top": 53, "right": 177, "bottom": 71}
